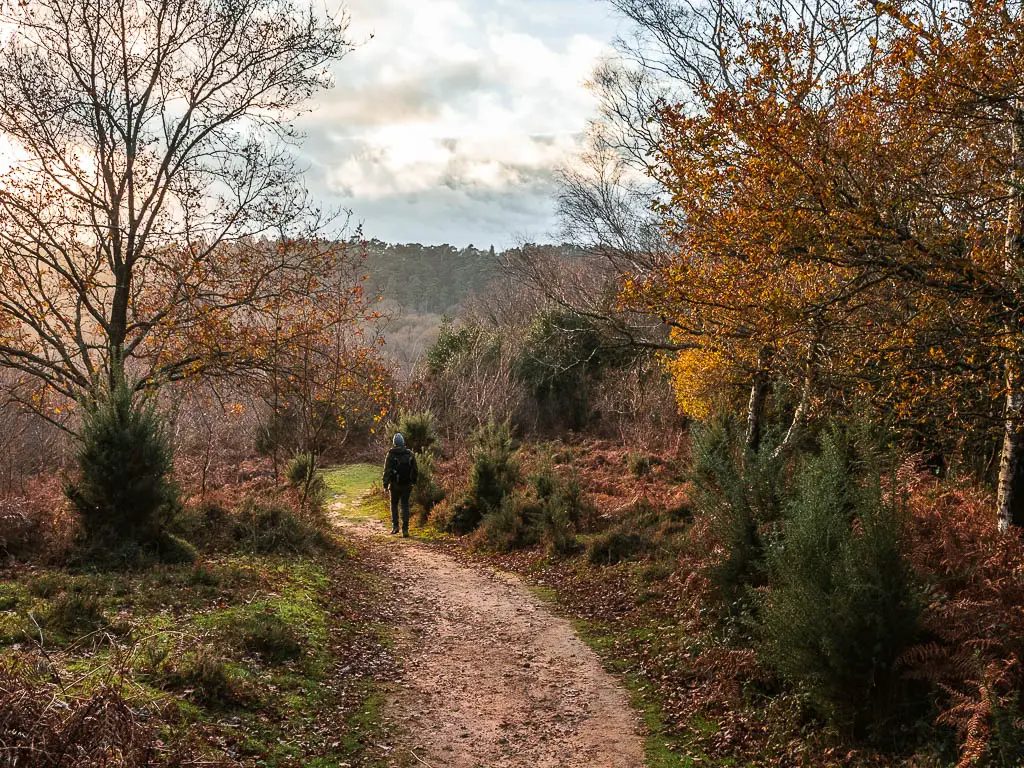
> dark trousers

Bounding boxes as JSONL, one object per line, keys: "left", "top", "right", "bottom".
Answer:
{"left": 390, "top": 485, "right": 412, "bottom": 532}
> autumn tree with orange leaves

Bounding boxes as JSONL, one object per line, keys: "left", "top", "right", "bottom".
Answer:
{"left": 607, "top": 0, "right": 1024, "bottom": 527}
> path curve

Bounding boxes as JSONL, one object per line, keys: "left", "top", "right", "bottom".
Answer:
{"left": 334, "top": 499, "right": 645, "bottom": 768}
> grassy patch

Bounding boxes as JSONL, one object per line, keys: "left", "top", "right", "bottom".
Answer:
{"left": 0, "top": 540, "right": 395, "bottom": 765}
{"left": 572, "top": 618, "right": 732, "bottom": 768}
{"left": 323, "top": 464, "right": 391, "bottom": 524}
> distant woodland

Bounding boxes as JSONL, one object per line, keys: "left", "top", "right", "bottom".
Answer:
{"left": 360, "top": 240, "right": 502, "bottom": 316}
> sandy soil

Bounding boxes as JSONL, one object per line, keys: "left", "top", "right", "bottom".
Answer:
{"left": 334, "top": 506, "right": 645, "bottom": 768}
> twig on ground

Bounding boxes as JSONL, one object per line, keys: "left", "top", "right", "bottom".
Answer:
{"left": 408, "top": 748, "right": 436, "bottom": 767}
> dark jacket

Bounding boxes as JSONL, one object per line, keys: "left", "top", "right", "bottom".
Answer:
{"left": 383, "top": 447, "right": 418, "bottom": 490}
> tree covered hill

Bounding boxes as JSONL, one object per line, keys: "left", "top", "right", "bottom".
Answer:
{"left": 359, "top": 240, "right": 502, "bottom": 315}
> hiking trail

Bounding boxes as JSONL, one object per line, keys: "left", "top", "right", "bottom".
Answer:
{"left": 325, "top": 464, "right": 646, "bottom": 768}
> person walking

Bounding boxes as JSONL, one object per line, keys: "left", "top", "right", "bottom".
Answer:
{"left": 383, "top": 433, "right": 418, "bottom": 536}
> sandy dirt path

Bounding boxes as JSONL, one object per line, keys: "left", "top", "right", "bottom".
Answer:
{"left": 332, "top": 493, "right": 645, "bottom": 768}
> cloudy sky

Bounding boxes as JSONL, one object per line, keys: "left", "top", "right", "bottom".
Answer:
{"left": 295, "top": 0, "right": 623, "bottom": 248}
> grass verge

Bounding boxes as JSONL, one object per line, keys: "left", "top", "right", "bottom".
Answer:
{"left": 0, "top": 532, "right": 396, "bottom": 765}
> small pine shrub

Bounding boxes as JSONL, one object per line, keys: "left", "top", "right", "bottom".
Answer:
{"left": 542, "top": 506, "right": 582, "bottom": 558}
{"left": 285, "top": 451, "right": 315, "bottom": 488}
{"left": 439, "top": 419, "right": 519, "bottom": 535}
{"left": 587, "top": 530, "right": 650, "bottom": 566}
{"left": 760, "top": 430, "right": 921, "bottom": 733}
{"left": 66, "top": 379, "right": 181, "bottom": 562}
{"left": 528, "top": 460, "right": 559, "bottom": 499}
{"left": 285, "top": 451, "right": 327, "bottom": 513}
{"left": 391, "top": 411, "right": 438, "bottom": 454}
{"left": 468, "top": 419, "right": 519, "bottom": 513}
{"left": 691, "top": 415, "right": 783, "bottom": 611}
{"left": 627, "top": 452, "right": 652, "bottom": 478}
{"left": 412, "top": 449, "right": 445, "bottom": 525}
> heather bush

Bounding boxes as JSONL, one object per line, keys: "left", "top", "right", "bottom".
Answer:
{"left": 474, "top": 488, "right": 542, "bottom": 552}
{"left": 232, "top": 498, "right": 328, "bottom": 554}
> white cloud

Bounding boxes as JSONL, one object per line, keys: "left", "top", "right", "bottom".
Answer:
{"left": 295, "top": 0, "right": 619, "bottom": 247}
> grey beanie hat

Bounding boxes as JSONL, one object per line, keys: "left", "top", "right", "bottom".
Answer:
{"left": 393, "top": 433, "right": 405, "bottom": 447}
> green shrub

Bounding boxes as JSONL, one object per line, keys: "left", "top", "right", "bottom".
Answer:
{"left": 285, "top": 451, "right": 315, "bottom": 487}
{"left": 232, "top": 499, "right": 327, "bottom": 554}
{"left": 587, "top": 530, "right": 650, "bottom": 566}
{"left": 541, "top": 506, "right": 582, "bottom": 558}
{"left": 468, "top": 419, "right": 519, "bottom": 511}
{"left": 760, "top": 430, "right": 921, "bottom": 733}
{"left": 557, "top": 470, "right": 594, "bottom": 529}
{"left": 66, "top": 379, "right": 180, "bottom": 562}
{"left": 439, "top": 419, "right": 520, "bottom": 535}
{"left": 229, "top": 612, "right": 302, "bottom": 663}
{"left": 474, "top": 489, "right": 542, "bottom": 552}
{"left": 173, "top": 499, "right": 231, "bottom": 550}
{"left": 40, "top": 593, "right": 109, "bottom": 639}
{"left": 411, "top": 449, "right": 445, "bottom": 525}
{"left": 528, "top": 460, "right": 559, "bottom": 499}
{"left": 691, "top": 415, "right": 784, "bottom": 611}
{"left": 443, "top": 493, "right": 485, "bottom": 535}
{"left": 627, "top": 452, "right": 652, "bottom": 477}
{"left": 390, "top": 411, "right": 438, "bottom": 454}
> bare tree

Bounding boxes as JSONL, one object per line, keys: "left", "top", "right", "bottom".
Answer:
{"left": 0, "top": 0, "right": 354, "bottom": 402}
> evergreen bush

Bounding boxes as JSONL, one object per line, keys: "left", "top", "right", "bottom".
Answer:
{"left": 411, "top": 449, "right": 445, "bottom": 525}
{"left": 66, "top": 379, "right": 181, "bottom": 562}
{"left": 468, "top": 419, "right": 519, "bottom": 510}
{"left": 690, "top": 415, "right": 784, "bottom": 611}
{"left": 760, "top": 430, "right": 921, "bottom": 733}
{"left": 285, "top": 451, "right": 315, "bottom": 488}
{"left": 389, "top": 410, "right": 438, "bottom": 454}
{"left": 474, "top": 488, "right": 542, "bottom": 552}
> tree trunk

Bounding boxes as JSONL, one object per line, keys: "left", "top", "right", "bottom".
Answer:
{"left": 771, "top": 335, "right": 818, "bottom": 462}
{"left": 745, "top": 346, "right": 773, "bottom": 453}
{"left": 997, "top": 105, "right": 1024, "bottom": 531}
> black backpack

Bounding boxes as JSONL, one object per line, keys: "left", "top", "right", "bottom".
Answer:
{"left": 392, "top": 450, "right": 414, "bottom": 485}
